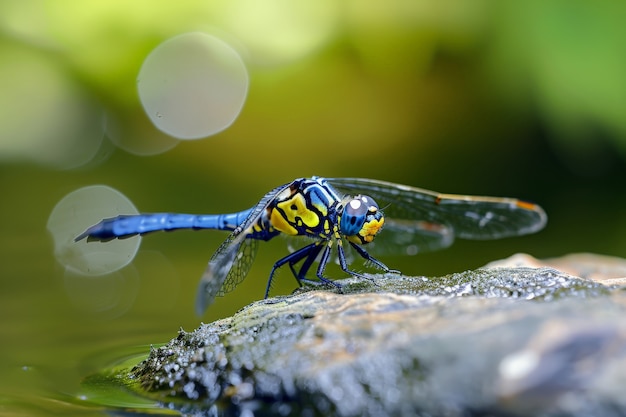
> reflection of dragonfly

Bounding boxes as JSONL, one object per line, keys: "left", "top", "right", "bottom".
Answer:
{"left": 76, "top": 176, "right": 547, "bottom": 314}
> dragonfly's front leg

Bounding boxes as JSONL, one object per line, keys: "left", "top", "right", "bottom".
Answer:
{"left": 310, "top": 240, "right": 389, "bottom": 289}
{"left": 348, "top": 242, "right": 401, "bottom": 274}
{"left": 334, "top": 243, "right": 375, "bottom": 284}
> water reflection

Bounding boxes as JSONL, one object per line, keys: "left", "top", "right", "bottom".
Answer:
{"left": 63, "top": 266, "right": 140, "bottom": 319}
{"left": 61, "top": 252, "right": 181, "bottom": 320}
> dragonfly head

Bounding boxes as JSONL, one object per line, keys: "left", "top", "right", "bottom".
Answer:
{"left": 340, "top": 195, "right": 385, "bottom": 245}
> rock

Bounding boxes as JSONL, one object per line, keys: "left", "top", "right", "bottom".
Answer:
{"left": 127, "top": 256, "right": 626, "bottom": 417}
{"left": 485, "top": 252, "right": 626, "bottom": 286}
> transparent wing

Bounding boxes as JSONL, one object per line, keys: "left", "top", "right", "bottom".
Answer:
{"left": 219, "top": 238, "right": 258, "bottom": 295}
{"left": 195, "top": 232, "right": 259, "bottom": 315}
{"left": 365, "top": 219, "right": 454, "bottom": 256}
{"left": 195, "top": 181, "right": 293, "bottom": 315}
{"left": 328, "top": 177, "right": 547, "bottom": 241}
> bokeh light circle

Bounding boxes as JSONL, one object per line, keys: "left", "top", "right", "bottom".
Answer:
{"left": 0, "top": 44, "right": 105, "bottom": 169}
{"left": 137, "top": 32, "right": 249, "bottom": 140}
{"left": 104, "top": 108, "right": 180, "bottom": 156}
{"left": 47, "top": 185, "right": 141, "bottom": 276}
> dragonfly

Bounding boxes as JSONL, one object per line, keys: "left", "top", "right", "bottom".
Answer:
{"left": 75, "top": 176, "right": 547, "bottom": 315}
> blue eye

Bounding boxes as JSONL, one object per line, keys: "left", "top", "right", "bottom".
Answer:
{"left": 340, "top": 195, "right": 378, "bottom": 236}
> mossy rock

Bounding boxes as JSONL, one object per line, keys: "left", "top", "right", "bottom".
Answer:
{"left": 120, "top": 266, "right": 626, "bottom": 416}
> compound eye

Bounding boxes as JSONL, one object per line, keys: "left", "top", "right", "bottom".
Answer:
{"left": 340, "top": 195, "right": 377, "bottom": 236}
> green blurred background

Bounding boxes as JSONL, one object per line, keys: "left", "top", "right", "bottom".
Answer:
{"left": 2, "top": 1, "right": 626, "bottom": 415}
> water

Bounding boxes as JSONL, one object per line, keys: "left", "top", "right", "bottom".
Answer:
{"left": 0, "top": 247, "right": 179, "bottom": 415}
{"left": 0, "top": 241, "right": 251, "bottom": 416}
{"left": 0, "top": 164, "right": 277, "bottom": 416}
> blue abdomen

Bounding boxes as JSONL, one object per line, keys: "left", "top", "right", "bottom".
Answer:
{"left": 75, "top": 210, "right": 252, "bottom": 242}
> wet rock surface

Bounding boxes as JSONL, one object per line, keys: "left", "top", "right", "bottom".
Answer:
{"left": 129, "top": 254, "right": 626, "bottom": 417}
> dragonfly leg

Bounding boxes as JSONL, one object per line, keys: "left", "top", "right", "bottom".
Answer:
{"left": 266, "top": 242, "right": 322, "bottom": 298}
{"left": 348, "top": 242, "right": 401, "bottom": 274}
{"left": 313, "top": 245, "right": 343, "bottom": 290}
{"left": 288, "top": 243, "right": 324, "bottom": 286}
{"left": 335, "top": 243, "right": 375, "bottom": 284}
